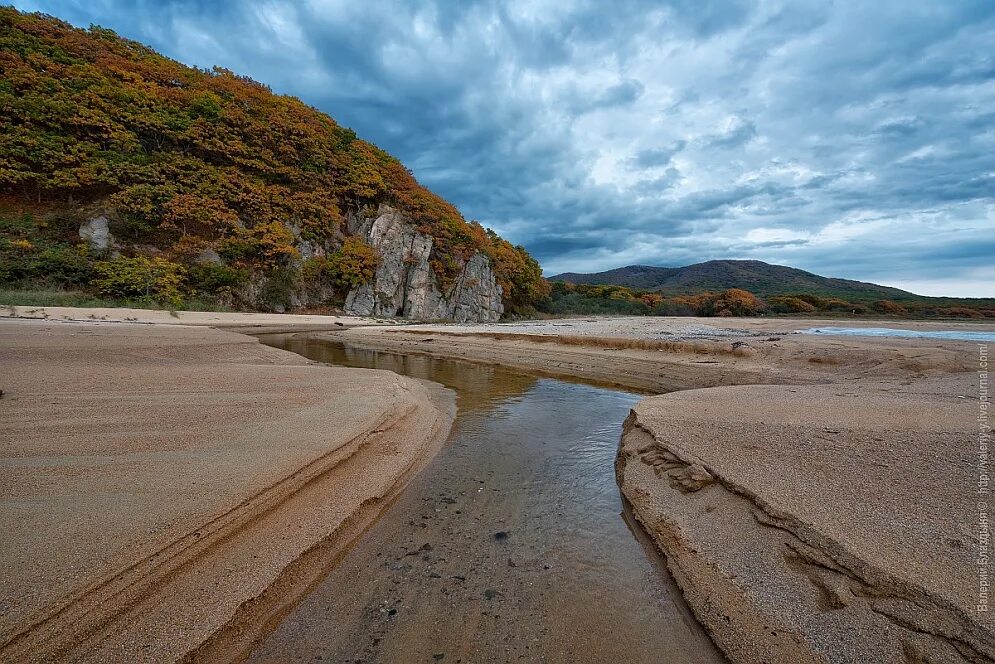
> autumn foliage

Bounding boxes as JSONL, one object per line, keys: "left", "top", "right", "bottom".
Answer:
{"left": 0, "top": 8, "right": 546, "bottom": 311}
{"left": 93, "top": 255, "right": 186, "bottom": 305}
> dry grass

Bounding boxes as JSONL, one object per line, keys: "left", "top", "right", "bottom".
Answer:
{"left": 394, "top": 329, "right": 756, "bottom": 357}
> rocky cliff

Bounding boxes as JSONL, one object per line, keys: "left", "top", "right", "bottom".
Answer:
{"left": 344, "top": 205, "right": 504, "bottom": 322}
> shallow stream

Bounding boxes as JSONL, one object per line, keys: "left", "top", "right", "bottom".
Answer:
{"left": 251, "top": 336, "right": 723, "bottom": 663}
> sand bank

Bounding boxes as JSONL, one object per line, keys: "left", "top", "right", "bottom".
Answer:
{"left": 1, "top": 304, "right": 396, "bottom": 334}
{"left": 381, "top": 314, "right": 995, "bottom": 340}
{"left": 0, "top": 319, "right": 454, "bottom": 662}
{"left": 617, "top": 375, "right": 993, "bottom": 662}
{"left": 324, "top": 317, "right": 977, "bottom": 393}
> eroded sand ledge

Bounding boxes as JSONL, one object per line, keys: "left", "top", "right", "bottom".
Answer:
{"left": 0, "top": 318, "right": 454, "bottom": 662}
{"left": 617, "top": 377, "right": 994, "bottom": 663}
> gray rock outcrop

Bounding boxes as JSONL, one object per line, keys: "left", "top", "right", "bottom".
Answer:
{"left": 78, "top": 216, "right": 113, "bottom": 251}
{"left": 344, "top": 205, "right": 503, "bottom": 322}
{"left": 194, "top": 248, "right": 222, "bottom": 265}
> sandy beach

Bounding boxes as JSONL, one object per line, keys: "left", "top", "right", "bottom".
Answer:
{"left": 1, "top": 307, "right": 991, "bottom": 662}
{"left": 0, "top": 317, "right": 454, "bottom": 662}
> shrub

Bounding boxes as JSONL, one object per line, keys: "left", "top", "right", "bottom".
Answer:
{"left": 330, "top": 236, "right": 379, "bottom": 289}
{"left": 550, "top": 280, "right": 576, "bottom": 296}
{"left": 483, "top": 236, "right": 549, "bottom": 313}
{"left": 937, "top": 306, "right": 984, "bottom": 319}
{"left": 672, "top": 292, "right": 717, "bottom": 316}
{"left": 0, "top": 226, "right": 97, "bottom": 288}
{"left": 651, "top": 300, "right": 695, "bottom": 316}
{"left": 541, "top": 292, "right": 649, "bottom": 316}
{"left": 162, "top": 194, "right": 240, "bottom": 239}
{"left": 217, "top": 223, "right": 298, "bottom": 267}
{"left": 768, "top": 296, "right": 817, "bottom": 314}
{"left": 872, "top": 299, "right": 907, "bottom": 315}
{"left": 712, "top": 288, "right": 765, "bottom": 316}
{"left": 93, "top": 256, "right": 187, "bottom": 305}
{"left": 259, "top": 264, "right": 298, "bottom": 310}
{"left": 300, "top": 236, "right": 379, "bottom": 293}
{"left": 640, "top": 293, "right": 664, "bottom": 308}
{"left": 30, "top": 244, "right": 96, "bottom": 287}
{"left": 789, "top": 293, "right": 828, "bottom": 308}
{"left": 186, "top": 263, "right": 248, "bottom": 295}
{"left": 820, "top": 297, "right": 854, "bottom": 311}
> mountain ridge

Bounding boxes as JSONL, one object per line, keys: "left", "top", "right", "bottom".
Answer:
{"left": 550, "top": 259, "right": 918, "bottom": 300}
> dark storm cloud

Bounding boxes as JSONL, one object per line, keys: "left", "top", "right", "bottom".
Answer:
{"left": 15, "top": 0, "right": 995, "bottom": 296}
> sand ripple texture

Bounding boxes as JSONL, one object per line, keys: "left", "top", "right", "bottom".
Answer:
{"left": 0, "top": 319, "right": 454, "bottom": 663}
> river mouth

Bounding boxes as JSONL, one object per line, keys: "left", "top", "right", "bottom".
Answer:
{"left": 251, "top": 335, "right": 724, "bottom": 663}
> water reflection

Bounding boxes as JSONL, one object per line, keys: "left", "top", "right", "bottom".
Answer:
{"left": 261, "top": 334, "right": 539, "bottom": 413}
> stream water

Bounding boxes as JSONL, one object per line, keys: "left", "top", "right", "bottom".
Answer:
{"left": 251, "top": 336, "right": 724, "bottom": 663}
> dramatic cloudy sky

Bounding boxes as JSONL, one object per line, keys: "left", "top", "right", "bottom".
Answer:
{"left": 18, "top": 0, "right": 995, "bottom": 296}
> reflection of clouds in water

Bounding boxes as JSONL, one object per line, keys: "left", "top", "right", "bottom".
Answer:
{"left": 480, "top": 379, "right": 640, "bottom": 485}
{"left": 483, "top": 379, "right": 644, "bottom": 575}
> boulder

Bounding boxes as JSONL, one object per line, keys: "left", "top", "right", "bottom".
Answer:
{"left": 194, "top": 248, "right": 222, "bottom": 265}
{"left": 78, "top": 216, "right": 113, "bottom": 251}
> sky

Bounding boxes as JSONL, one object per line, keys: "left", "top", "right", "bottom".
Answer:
{"left": 16, "top": 0, "right": 995, "bottom": 297}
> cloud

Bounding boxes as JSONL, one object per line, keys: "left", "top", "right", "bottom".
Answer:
{"left": 704, "top": 118, "right": 758, "bottom": 149}
{"left": 14, "top": 0, "right": 995, "bottom": 296}
{"left": 630, "top": 140, "right": 686, "bottom": 168}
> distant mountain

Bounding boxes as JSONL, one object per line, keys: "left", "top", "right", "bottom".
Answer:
{"left": 549, "top": 260, "right": 918, "bottom": 301}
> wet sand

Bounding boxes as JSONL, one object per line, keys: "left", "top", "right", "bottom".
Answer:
{"left": 0, "top": 319, "right": 454, "bottom": 662}
{"left": 327, "top": 319, "right": 977, "bottom": 393}
{"left": 247, "top": 338, "right": 725, "bottom": 663}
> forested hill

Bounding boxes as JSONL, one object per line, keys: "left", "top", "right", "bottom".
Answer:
{"left": 551, "top": 260, "right": 916, "bottom": 301}
{"left": 0, "top": 8, "right": 546, "bottom": 312}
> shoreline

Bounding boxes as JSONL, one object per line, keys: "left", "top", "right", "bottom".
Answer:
{"left": 0, "top": 318, "right": 455, "bottom": 662}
